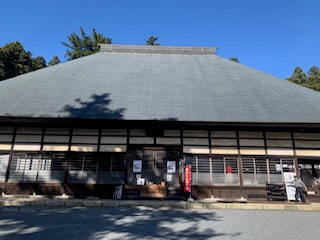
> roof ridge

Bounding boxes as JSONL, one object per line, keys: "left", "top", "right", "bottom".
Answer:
{"left": 99, "top": 44, "right": 217, "bottom": 55}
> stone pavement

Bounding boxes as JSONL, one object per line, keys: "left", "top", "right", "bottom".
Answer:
{"left": 1, "top": 196, "right": 320, "bottom": 211}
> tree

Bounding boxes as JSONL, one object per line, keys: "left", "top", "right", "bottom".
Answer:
{"left": 48, "top": 55, "right": 60, "bottom": 66}
{"left": 146, "top": 36, "right": 160, "bottom": 45}
{"left": 230, "top": 57, "right": 239, "bottom": 63}
{"left": 286, "top": 66, "right": 307, "bottom": 84}
{"left": 0, "top": 41, "right": 47, "bottom": 81}
{"left": 92, "top": 29, "right": 111, "bottom": 52}
{"left": 308, "top": 66, "right": 320, "bottom": 83}
{"left": 305, "top": 66, "right": 320, "bottom": 91}
{"left": 32, "top": 56, "right": 46, "bottom": 70}
{"left": 0, "top": 54, "right": 5, "bottom": 80}
{"left": 286, "top": 65, "right": 320, "bottom": 91}
{"left": 62, "top": 27, "right": 112, "bottom": 60}
{"left": 0, "top": 41, "right": 33, "bottom": 80}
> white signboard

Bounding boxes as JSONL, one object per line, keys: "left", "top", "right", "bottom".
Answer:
{"left": 167, "top": 174, "right": 172, "bottom": 182}
{"left": 283, "top": 172, "right": 296, "bottom": 201}
{"left": 133, "top": 160, "right": 142, "bottom": 173}
{"left": 275, "top": 164, "right": 282, "bottom": 172}
{"left": 137, "top": 178, "right": 145, "bottom": 185}
{"left": 167, "top": 161, "right": 176, "bottom": 173}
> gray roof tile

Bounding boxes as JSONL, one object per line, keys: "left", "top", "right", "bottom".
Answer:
{"left": 0, "top": 45, "right": 320, "bottom": 123}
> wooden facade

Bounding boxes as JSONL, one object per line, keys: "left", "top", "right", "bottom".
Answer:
{"left": 1, "top": 119, "right": 320, "bottom": 200}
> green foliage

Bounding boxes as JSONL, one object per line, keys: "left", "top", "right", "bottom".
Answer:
{"left": 62, "top": 27, "right": 112, "bottom": 60}
{"left": 0, "top": 41, "right": 32, "bottom": 80}
{"left": 48, "top": 55, "right": 60, "bottom": 66}
{"left": 287, "top": 66, "right": 320, "bottom": 91}
{"left": 0, "top": 41, "right": 46, "bottom": 81}
{"left": 32, "top": 56, "right": 46, "bottom": 70}
{"left": 286, "top": 66, "right": 307, "bottom": 84}
{"left": 0, "top": 56, "right": 5, "bottom": 80}
{"left": 308, "top": 66, "right": 320, "bottom": 83}
{"left": 146, "top": 36, "right": 160, "bottom": 45}
{"left": 230, "top": 57, "right": 239, "bottom": 63}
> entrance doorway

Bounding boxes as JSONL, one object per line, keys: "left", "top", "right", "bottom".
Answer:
{"left": 127, "top": 149, "right": 180, "bottom": 187}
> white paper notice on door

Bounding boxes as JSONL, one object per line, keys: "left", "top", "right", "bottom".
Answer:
{"left": 167, "top": 161, "right": 176, "bottom": 173}
{"left": 133, "top": 160, "right": 142, "bottom": 173}
{"left": 137, "top": 178, "right": 145, "bottom": 185}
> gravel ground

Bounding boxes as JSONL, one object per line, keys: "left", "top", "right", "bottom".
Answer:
{"left": 0, "top": 206, "right": 319, "bottom": 240}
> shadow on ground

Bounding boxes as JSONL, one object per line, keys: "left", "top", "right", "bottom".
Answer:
{"left": 0, "top": 207, "right": 241, "bottom": 239}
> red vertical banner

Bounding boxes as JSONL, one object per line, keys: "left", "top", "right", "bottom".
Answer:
{"left": 184, "top": 165, "right": 191, "bottom": 193}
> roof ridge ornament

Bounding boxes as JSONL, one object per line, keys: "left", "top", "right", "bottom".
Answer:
{"left": 99, "top": 44, "right": 217, "bottom": 55}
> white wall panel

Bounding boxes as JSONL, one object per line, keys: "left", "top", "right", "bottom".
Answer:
{"left": 211, "top": 148, "right": 238, "bottom": 155}
{"left": 295, "top": 149, "right": 320, "bottom": 157}
{"left": 183, "top": 146, "right": 210, "bottom": 154}
{"left": 73, "top": 129, "right": 99, "bottom": 135}
{"left": 71, "top": 136, "right": 98, "bottom": 144}
{"left": 183, "top": 130, "right": 208, "bottom": 137}
{"left": 267, "top": 140, "right": 293, "bottom": 148}
{"left": 70, "top": 145, "right": 98, "bottom": 152}
{"left": 212, "top": 131, "right": 236, "bottom": 138}
{"left": 130, "top": 129, "right": 147, "bottom": 136}
{"left": 45, "top": 128, "right": 70, "bottom": 135}
{"left": 101, "top": 129, "right": 127, "bottom": 136}
{"left": 294, "top": 133, "right": 320, "bottom": 140}
{"left": 100, "top": 136, "right": 127, "bottom": 144}
{"left": 238, "top": 131, "right": 263, "bottom": 138}
{"left": 266, "top": 132, "right": 291, "bottom": 139}
{"left": 99, "top": 145, "right": 126, "bottom": 152}
{"left": 183, "top": 138, "right": 209, "bottom": 145}
{"left": 16, "top": 128, "right": 42, "bottom": 134}
{"left": 212, "top": 139, "right": 237, "bottom": 146}
{"left": 13, "top": 144, "right": 41, "bottom": 151}
{"left": 239, "top": 149, "right": 265, "bottom": 155}
{"left": 239, "top": 139, "right": 264, "bottom": 147}
{"left": 15, "top": 135, "right": 42, "bottom": 143}
{"left": 164, "top": 130, "right": 180, "bottom": 137}
{"left": 43, "top": 135, "right": 70, "bottom": 143}
{"left": 156, "top": 137, "right": 180, "bottom": 145}
{"left": 0, "top": 144, "right": 12, "bottom": 150}
{"left": 295, "top": 140, "right": 320, "bottom": 148}
{"left": 0, "top": 135, "right": 13, "bottom": 142}
{"left": 267, "top": 148, "right": 294, "bottom": 156}
{"left": 129, "top": 137, "right": 154, "bottom": 144}
{"left": 43, "top": 145, "right": 69, "bottom": 151}
{"left": 0, "top": 127, "right": 14, "bottom": 134}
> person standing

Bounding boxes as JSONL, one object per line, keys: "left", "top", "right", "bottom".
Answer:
{"left": 292, "top": 175, "right": 307, "bottom": 203}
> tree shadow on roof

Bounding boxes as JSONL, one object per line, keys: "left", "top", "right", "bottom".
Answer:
{"left": 60, "top": 93, "right": 125, "bottom": 119}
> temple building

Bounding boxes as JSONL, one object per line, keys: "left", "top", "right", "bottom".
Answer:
{"left": 0, "top": 44, "right": 320, "bottom": 200}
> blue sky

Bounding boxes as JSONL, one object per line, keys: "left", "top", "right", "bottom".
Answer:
{"left": 1, "top": 0, "right": 319, "bottom": 79}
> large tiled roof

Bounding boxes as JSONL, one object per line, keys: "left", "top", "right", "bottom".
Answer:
{"left": 0, "top": 44, "right": 320, "bottom": 123}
